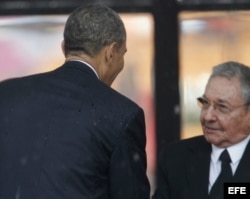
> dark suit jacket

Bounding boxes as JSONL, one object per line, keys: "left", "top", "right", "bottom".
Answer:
{"left": 153, "top": 135, "right": 250, "bottom": 199}
{"left": 0, "top": 61, "right": 150, "bottom": 199}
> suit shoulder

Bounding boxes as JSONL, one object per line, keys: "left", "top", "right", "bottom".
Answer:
{"left": 158, "top": 136, "right": 210, "bottom": 168}
{"left": 97, "top": 81, "right": 141, "bottom": 110}
{"left": 161, "top": 135, "right": 208, "bottom": 156}
{"left": 181, "top": 135, "right": 207, "bottom": 147}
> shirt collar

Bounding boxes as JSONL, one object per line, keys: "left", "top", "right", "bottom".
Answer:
{"left": 72, "top": 60, "right": 99, "bottom": 79}
{"left": 211, "top": 135, "right": 250, "bottom": 164}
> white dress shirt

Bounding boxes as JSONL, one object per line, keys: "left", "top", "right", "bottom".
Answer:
{"left": 208, "top": 135, "right": 250, "bottom": 192}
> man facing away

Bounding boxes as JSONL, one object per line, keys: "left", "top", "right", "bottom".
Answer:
{"left": 0, "top": 4, "right": 150, "bottom": 199}
{"left": 153, "top": 61, "right": 250, "bottom": 199}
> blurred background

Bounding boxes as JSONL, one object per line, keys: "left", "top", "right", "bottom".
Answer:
{"left": 2, "top": 0, "right": 250, "bottom": 196}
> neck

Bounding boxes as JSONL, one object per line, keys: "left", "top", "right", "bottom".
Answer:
{"left": 65, "top": 53, "right": 109, "bottom": 85}
{"left": 66, "top": 53, "right": 94, "bottom": 64}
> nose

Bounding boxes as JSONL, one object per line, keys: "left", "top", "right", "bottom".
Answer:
{"left": 202, "top": 105, "right": 217, "bottom": 121}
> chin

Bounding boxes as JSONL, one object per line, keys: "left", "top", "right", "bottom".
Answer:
{"left": 205, "top": 134, "right": 230, "bottom": 147}
{"left": 205, "top": 133, "right": 220, "bottom": 144}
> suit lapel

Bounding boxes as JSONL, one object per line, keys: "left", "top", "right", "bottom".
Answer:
{"left": 233, "top": 140, "right": 250, "bottom": 182}
{"left": 186, "top": 137, "right": 211, "bottom": 199}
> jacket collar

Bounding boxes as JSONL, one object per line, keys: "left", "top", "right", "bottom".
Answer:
{"left": 61, "top": 61, "right": 99, "bottom": 80}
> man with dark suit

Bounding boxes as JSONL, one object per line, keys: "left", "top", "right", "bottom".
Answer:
{"left": 0, "top": 4, "right": 150, "bottom": 199}
{"left": 153, "top": 61, "right": 250, "bottom": 199}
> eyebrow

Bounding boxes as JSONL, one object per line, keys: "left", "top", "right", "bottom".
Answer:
{"left": 202, "top": 95, "right": 230, "bottom": 105}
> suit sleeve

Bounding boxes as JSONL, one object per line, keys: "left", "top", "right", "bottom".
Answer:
{"left": 109, "top": 108, "right": 150, "bottom": 199}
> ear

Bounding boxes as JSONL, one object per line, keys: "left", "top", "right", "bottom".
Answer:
{"left": 105, "top": 42, "right": 118, "bottom": 62}
{"left": 61, "top": 40, "right": 66, "bottom": 56}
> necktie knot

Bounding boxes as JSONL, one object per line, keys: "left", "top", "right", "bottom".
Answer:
{"left": 220, "top": 149, "right": 231, "bottom": 163}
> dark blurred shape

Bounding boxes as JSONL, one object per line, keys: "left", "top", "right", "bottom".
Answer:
{"left": 178, "top": 0, "right": 250, "bottom": 4}
{"left": 177, "top": 0, "right": 250, "bottom": 10}
{"left": 0, "top": 0, "right": 152, "bottom": 15}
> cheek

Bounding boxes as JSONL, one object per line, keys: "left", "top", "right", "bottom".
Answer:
{"left": 120, "top": 60, "right": 124, "bottom": 71}
{"left": 223, "top": 113, "right": 249, "bottom": 135}
{"left": 112, "top": 59, "right": 123, "bottom": 78}
{"left": 120, "top": 56, "right": 124, "bottom": 66}
{"left": 117, "top": 57, "right": 124, "bottom": 72}
{"left": 236, "top": 113, "right": 250, "bottom": 132}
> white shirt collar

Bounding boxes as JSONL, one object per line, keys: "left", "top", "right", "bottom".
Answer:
{"left": 73, "top": 60, "right": 99, "bottom": 79}
{"left": 211, "top": 135, "right": 250, "bottom": 164}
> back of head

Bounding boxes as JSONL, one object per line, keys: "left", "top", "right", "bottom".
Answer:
{"left": 209, "top": 61, "right": 250, "bottom": 104}
{"left": 63, "top": 4, "right": 126, "bottom": 57}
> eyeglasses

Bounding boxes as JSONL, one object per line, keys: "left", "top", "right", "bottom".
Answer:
{"left": 197, "top": 97, "right": 248, "bottom": 115}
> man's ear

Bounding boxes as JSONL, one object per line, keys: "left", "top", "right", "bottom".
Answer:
{"left": 61, "top": 40, "right": 66, "bottom": 56}
{"left": 105, "top": 42, "right": 117, "bottom": 62}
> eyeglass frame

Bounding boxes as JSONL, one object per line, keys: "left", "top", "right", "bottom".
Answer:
{"left": 196, "top": 97, "right": 249, "bottom": 115}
